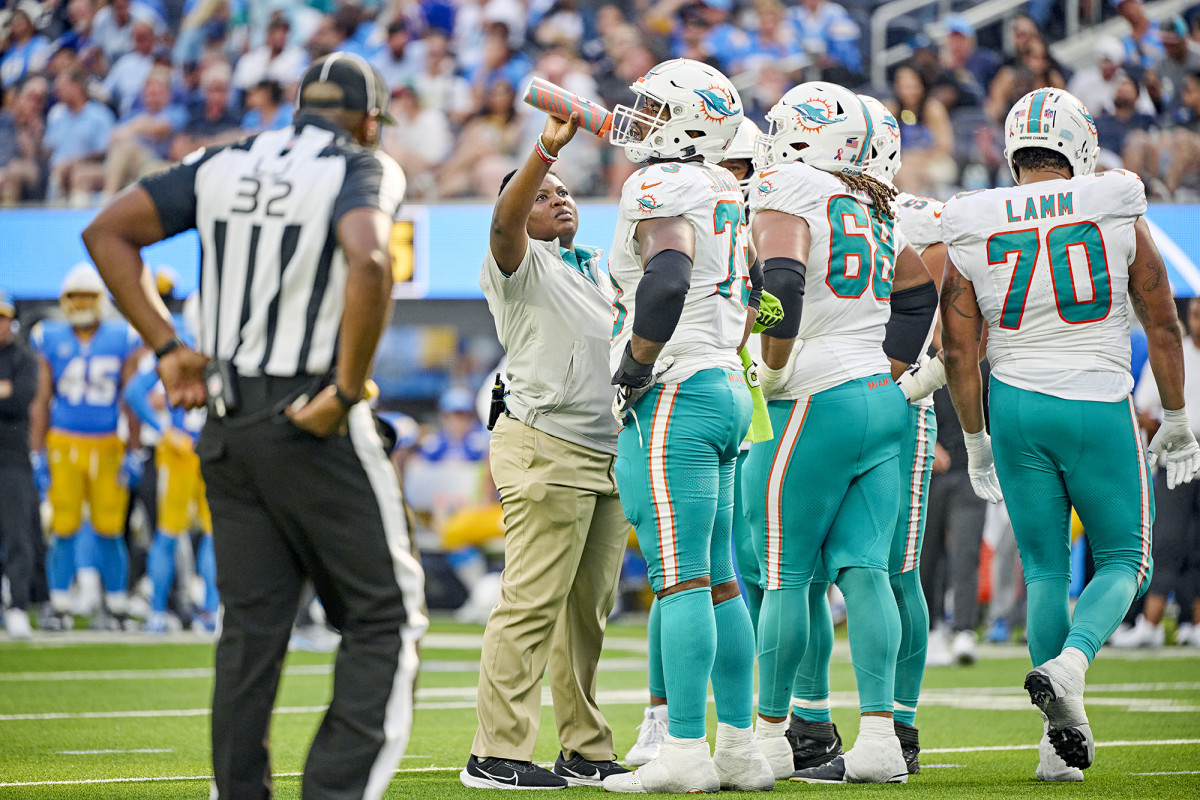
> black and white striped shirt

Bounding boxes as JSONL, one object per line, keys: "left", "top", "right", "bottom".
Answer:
{"left": 140, "top": 114, "right": 406, "bottom": 378}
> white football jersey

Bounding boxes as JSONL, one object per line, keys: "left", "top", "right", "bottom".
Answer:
{"left": 610, "top": 160, "right": 748, "bottom": 383}
{"left": 749, "top": 161, "right": 896, "bottom": 399}
{"left": 895, "top": 192, "right": 944, "bottom": 408}
{"left": 895, "top": 192, "right": 945, "bottom": 256}
{"left": 941, "top": 169, "right": 1146, "bottom": 402}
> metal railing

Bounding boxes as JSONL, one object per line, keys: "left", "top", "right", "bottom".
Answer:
{"left": 869, "top": 0, "right": 1083, "bottom": 88}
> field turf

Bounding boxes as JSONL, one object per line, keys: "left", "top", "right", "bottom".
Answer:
{"left": 1, "top": 619, "right": 1198, "bottom": 798}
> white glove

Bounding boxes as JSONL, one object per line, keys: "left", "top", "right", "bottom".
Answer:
{"left": 758, "top": 342, "right": 801, "bottom": 398}
{"left": 896, "top": 353, "right": 947, "bottom": 403}
{"left": 1148, "top": 407, "right": 1200, "bottom": 490}
{"left": 963, "top": 429, "right": 1003, "bottom": 503}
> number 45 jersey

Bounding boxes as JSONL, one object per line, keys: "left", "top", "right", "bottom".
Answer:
{"left": 609, "top": 161, "right": 748, "bottom": 384}
{"left": 941, "top": 169, "right": 1146, "bottom": 402}
{"left": 31, "top": 320, "right": 140, "bottom": 434}
{"left": 749, "top": 161, "right": 906, "bottom": 400}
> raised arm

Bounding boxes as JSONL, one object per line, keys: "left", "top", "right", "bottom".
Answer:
{"left": 490, "top": 113, "right": 579, "bottom": 274}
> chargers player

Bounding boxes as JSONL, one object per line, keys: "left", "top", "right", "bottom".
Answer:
{"left": 30, "top": 263, "right": 143, "bottom": 629}
{"left": 743, "top": 82, "right": 937, "bottom": 784}
{"left": 123, "top": 299, "right": 216, "bottom": 634}
{"left": 780, "top": 94, "right": 944, "bottom": 777}
{"left": 603, "top": 58, "right": 772, "bottom": 793}
{"left": 940, "top": 88, "right": 1200, "bottom": 781}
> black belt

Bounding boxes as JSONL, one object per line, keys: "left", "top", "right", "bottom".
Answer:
{"left": 209, "top": 366, "right": 326, "bottom": 426}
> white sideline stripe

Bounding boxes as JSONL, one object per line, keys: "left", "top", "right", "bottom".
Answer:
{"left": 59, "top": 749, "right": 173, "bottom": 755}
{"left": 0, "top": 766, "right": 460, "bottom": 788}
{"left": 1132, "top": 771, "right": 1200, "bottom": 775}
{"left": 925, "top": 738, "right": 1200, "bottom": 754}
{"left": 0, "top": 658, "right": 648, "bottom": 683}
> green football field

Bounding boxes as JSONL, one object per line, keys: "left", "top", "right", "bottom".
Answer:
{"left": 1, "top": 619, "right": 1198, "bottom": 798}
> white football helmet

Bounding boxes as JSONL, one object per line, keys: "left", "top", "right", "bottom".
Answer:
{"left": 59, "top": 262, "right": 106, "bottom": 327}
{"left": 719, "top": 118, "right": 762, "bottom": 191}
{"left": 1004, "top": 87, "right": 1098, "bottom": 182}
{"left": 858, "top": 94, "right": 902, "bottom": 182}
{"left": 756, "top": 81, "right": 873, "bottom": 173}
{"left": 610, "top": 58, "right": 744, "bottom": 163}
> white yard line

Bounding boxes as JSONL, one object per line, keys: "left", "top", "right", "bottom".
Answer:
{"left": 925, "top": 738, "right": 1200, "bottom": 753}
{"left": 58, "top": 749, "right": 173, "bottom": 755}
{"left": 0, "top": 766, "right": 459, "bottom": 788}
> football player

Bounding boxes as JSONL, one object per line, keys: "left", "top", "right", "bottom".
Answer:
{"left": 781, "top": 94, "right": 944, "bottom": 778}
{"left": 940, "top": 87, "right": 1200, "bottom": 781}
{"left": 743, "top": 81, "right": 936, "bottom": 784}
{"left": 30, "top": 263, "right": 143, "bottom": 629}
{"left": 603, "top": 58, "right": 772, "bottom": 793}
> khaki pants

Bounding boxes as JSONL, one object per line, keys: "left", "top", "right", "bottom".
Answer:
{"left": 472, "top": 415, "right": 629, "bottom": 761}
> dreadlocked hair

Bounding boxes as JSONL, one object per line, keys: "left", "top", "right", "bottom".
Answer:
{"left": 832, "top": 171, "right": 897, "bottom": 224}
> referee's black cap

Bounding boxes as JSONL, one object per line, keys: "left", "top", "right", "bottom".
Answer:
{"left": 298, "top": 53, "right": 394, "bottom": 124}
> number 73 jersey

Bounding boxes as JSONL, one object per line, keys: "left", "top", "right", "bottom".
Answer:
{"left": 31, "top": 320, "right": 140, "bottom": 434}
{"left": 609, "top": 161, "right": 748, "bottom": 383}
{"left": 941, "top": 169, "right": 1146, "bottom": 402}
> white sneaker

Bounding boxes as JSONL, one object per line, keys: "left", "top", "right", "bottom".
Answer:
{"left": 926, "top": 626, "right": 951, "bottom": 667}
{"left": 1025, "top": 655, "right": 1093, "bottom": 769}
{"left": 624, "top": 706, "right": 668, "bottom": 767}
{"left": 712, "top": 723, "right": 774, "bottom": 790}
{"left": 791, "top": 734, "right": 908, "bottom": 783}
{"left": 603, "top": 735, "right": 719, "bottom": 793}
{"left": 74, "top": 568, "right": 102, "bottom": 616}
{"left": 951, "top": 629, "right": 978, "bottom": 665}
{"left": 1174, "top": 622, "right": 1194, "bottom": 647}
{"left": 754, "top": 726, "right": 794, "bottom": 780}
{"left": 1108, "top": 615, "right": 1163, "bottom": 648}
{"left": 1035, "top": 716, "right": 1084, "bottom": 782}
{"left": 4, "top": 608, "right": 32, "bottom": 640}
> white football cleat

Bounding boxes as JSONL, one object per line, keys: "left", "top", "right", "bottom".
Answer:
{"left": 951, "top": 629, "right": 978, "bottom": 665}
{"left": 925, "top": 625, "right": 952, "bottom": 667}
{"left": 623, "top": 705, "right": 668, "bottom": 767}
{"left": 1025, "top": 655, "right": 1093, "bottom": 769}
{"left": 712, "top": 723, "right": 774, "bottom": 790}
{"left": 1036, "top": 715, "right": 1084, "bottom": 782}
{"left": 603, "top": 735, "right": 718, "bottom": 794}
{"left": 1108, "top": 615, "right": 1163, "bottom": 648}
{"left": 754, "top": 727, "right": 794, "bottom": 780}
{"left": 4, "top": 608, "right": 32, "bottom": 640}
{"left": 790, "top": 733, "right": 908, "bottom": 784}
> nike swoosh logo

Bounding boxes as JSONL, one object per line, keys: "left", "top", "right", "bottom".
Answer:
{"left": 933, "top": 209, "right": 943, "bottom": 218}
{"left": 564, "top": 766, "right": 600, "bottom": 779}
{"left": 492, "top": 772, "right": 519, "bottom": 784}
{"left": 759, "top": 170, "right": 778, "bottom": 177}
{"left": 641, "top": 182, "right": 662, "bottom": 190}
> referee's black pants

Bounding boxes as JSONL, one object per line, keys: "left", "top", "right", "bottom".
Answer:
{"left": 197, "top": 380, "right": 425, "bottom": 800}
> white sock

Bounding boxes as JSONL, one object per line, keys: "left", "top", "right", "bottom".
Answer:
{"left": 716, "top": 721, "right": 753, "bottom": 747}
{"left": 855, "top": 715, "right": 895, "bottom": 741}
{"left": 648, "top": 705, "right": 668, "bottom": 721}
{"left": 755, "top": 718, "right": 787, "bottom": 738}
{"left": 1059, "top": 646, "right": 1090, "bottom": 676}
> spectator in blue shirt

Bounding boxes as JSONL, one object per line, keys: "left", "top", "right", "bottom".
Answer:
{"left": 790, "top": 0, "right": 862, "bottom": 78}
{"left": 44, "top": 67, "right": 114, "bottom": 203}
{"left": 939, "top": 14, "right": 999, "bottom": 109}
{"left": 102, "top": 19, "right": 157, "bottom": 117}
{"left": 1114, "top": 0, "right": 1165, "bottom": 70}
{"left": 240, "top": 79, "right": 293, "bottom": 131}
{"left": 102, "top": 67, "right": 185, "bottom": 195}
{"left": 734, "top": 0, "right": 801, "bottom": 74}
{"left": 1, "top": 3, "right": 53, "bottom": 89}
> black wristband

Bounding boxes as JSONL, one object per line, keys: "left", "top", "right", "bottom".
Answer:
{"left": 334, "top": 385, "right": 362, "bottom": 409}
{"left": 611, "top": 341, "right": 655, "bottom": 388}
{"left": 154, "top": 336, "right": 184, "bottom": 359}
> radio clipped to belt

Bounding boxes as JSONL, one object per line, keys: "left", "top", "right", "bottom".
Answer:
{"left": 204, "top": 360, "right": 240, "bottom": 418}
{"left": 487, "top": 373, "right": 507, "bottom": 431}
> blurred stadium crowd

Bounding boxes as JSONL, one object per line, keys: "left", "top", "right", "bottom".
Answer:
{"left": 2, "top": 0, "right": 1200, "bottom": 205}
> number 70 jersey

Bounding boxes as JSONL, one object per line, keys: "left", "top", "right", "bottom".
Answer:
{"left": 609, "top": 161, "right": 748, "bottom": 383}
{"left": 941, "top": 169, "right": 1146, "bottom": 402}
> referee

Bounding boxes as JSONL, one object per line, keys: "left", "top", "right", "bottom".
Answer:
{"left": 83, "top": 54, "right": 427, "bottom": 800}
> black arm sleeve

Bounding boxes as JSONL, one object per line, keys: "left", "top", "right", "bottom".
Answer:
{"left": 632, "top": 248, "right": 693, "bottom": 344}
{"left": 883, "top": 281, "right": 938, "bottom": 364}
{"left": 761, "top": 257, "right": 805, "bottom": 338}
{"left": 747, "top": 259, "right": 764, "bottom": 311}
{"left": 333, "top": 150, "right": 407, "bottom": 224}
{"left": 138, "top": 146, "right": 220, "bottom": 237}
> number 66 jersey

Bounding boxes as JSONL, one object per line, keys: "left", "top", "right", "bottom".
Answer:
{"left": 748, "top": 161, "right": 905, "bottom": 399}
{"left": 609, "top": 160, "right": 748, "bottom": 383}
{"left": 941, "top": 169, "right": 1146, "bottom": 402}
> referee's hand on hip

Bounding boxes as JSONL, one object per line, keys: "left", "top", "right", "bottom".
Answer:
{"left": 286, "top": 385, "right": 352, "bottom": 437}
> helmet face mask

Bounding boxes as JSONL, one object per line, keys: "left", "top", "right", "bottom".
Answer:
{"left": 1004, "top": 88, "right": 1098, "bottom": 183}
{"left": 59, "top": 262, "right": 107, "bottom": 328}
{"left": 757, "top": 82, "right": 872, "bottom": 174}
{"left": 610, "top": 58, "right": 743, "bottom": 164}
{"left": 858, "top": 94, "right": 902, "bottom": 183}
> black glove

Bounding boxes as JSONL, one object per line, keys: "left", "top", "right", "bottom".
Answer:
{"left": 611, "top": 342, "right": 657, "bottom": 425}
